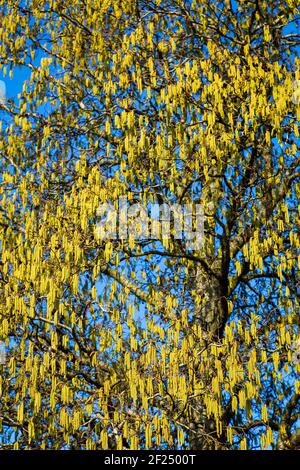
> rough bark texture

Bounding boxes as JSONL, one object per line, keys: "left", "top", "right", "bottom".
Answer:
{"left": 188, "top": 261, "right": 229, "bottom": 450}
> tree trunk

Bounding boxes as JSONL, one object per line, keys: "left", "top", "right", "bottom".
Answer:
{"left": 188, "top": 262, "right": 228, "bottom": 449}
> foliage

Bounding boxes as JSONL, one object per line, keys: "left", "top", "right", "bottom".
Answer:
{"left": 0, "top": 0, "right": 300, "bottom": 450}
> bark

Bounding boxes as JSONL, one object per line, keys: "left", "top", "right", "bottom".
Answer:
{"left": 188, "top": 261, "right": 229, "bottom": 450}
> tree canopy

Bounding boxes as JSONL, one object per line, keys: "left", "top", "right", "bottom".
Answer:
{"left": 0, "top": 0, "right": 300, "bottom": 450}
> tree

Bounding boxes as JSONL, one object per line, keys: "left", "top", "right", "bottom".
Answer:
{"left": 0, "top": 0, "right": 299, "bottom": 450}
